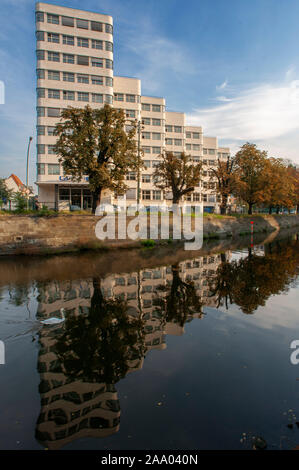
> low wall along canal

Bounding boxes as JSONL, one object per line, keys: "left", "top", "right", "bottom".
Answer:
{"left": 0, "top": 213, "right": 298, "bottom": 256}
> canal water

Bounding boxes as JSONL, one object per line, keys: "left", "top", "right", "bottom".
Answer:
{"left": 0, "top": 231, "right": 299, "bottom": 450}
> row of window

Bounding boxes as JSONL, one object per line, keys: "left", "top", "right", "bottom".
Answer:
{"left": 36, "top": 50, "right": 113, "bottom": 69}
{"left": 114, "top": 93, "right": 140, "bottom": 103}
{"left": 141, "top": 103, "right": 163, "bottom": 113}
{"left": 186, "top": 131, "right": 201, "bottom": 139}
{"left": 142, "top": 132, "right": 162, "bottom": 141}
{"left": 37, "top": 69, "right": 113, "bottom": 86}
{"left": 165, "top": 138, "right": 183, "bottom": 146}
{"left": 37, "top": 163, "right": 60, "bottom": 175}
{"left": 36, "top": 12, "right": 113, "bottom": 34}
{"left": 37, "top": 88, "right": 110, "bottom": 103}
{"left": 36, "top": 31, "right": 113, "bottom": 51}
{"left": 165, "top": 125, "right": 183, "bottom": 133}
{"left": 37, "top": 102, "right": 113, "bottom": 118}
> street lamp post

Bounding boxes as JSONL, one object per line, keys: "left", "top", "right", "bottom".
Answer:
{"left": 26, "top": 136, "right": 33, "bottom": 209}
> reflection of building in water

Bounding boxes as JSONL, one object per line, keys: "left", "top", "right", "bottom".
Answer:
{"left": 36, "top": 323, "right": 120, "bottom": 450}
{"left": 36, "top": 253, "right": 228, "bottom": 449}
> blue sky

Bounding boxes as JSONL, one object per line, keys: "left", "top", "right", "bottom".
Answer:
{"left": 1, "top": 0, "right": 299, "bottom": 186}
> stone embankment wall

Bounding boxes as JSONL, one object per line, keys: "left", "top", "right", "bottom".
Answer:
{"left": 0, "top": 213, "right": 298, "bottom": 256}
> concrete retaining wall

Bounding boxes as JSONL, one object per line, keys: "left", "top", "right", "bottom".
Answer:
{"left": 0, "top": 213, "right": 298, "bottom": 256}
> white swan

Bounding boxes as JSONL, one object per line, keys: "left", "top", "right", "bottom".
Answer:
{"left": 40, "top": 308, "right": 65, "bottom": 325}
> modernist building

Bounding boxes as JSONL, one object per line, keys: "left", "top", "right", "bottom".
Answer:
{"left": 35, "top": 3, "right": 230, "bottom": 213}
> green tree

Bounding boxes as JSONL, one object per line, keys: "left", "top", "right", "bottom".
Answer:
{"left": 0, "top": 178, "right": 13, "bottom": 209}
{"left": 233, "top": 143, "right": 269, "bottom": 214}
{"left": 153, "top": 151, "right": 202, "bottom": 204}
{"left": 54, "top": 105, "right": 140, "bottom": 213}
{"left": 211, "top": 156, "right": 235, "bottom": 215}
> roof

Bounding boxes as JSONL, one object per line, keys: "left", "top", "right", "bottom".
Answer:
{"left": 9, "top": 174, "right": 24, "bottom": 188}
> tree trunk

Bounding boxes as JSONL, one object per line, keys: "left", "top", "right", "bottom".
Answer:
{"left": 220, "top": 195, "right": 228, "bottom": 215}
{"left": 248, "top": 203, "right": 253, "bottom": 215}
{"left": 269, "top": 206, "right": 273, "bottom": 214}
{"left": 92, "top": 187, "right": 102, "bottom": 214}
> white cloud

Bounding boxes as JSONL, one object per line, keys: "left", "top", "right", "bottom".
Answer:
{"left": 216, "top": 80, "right": 228, "bottom": 90}
{"left": 187, "top": 77, "right": 299, "bottom": 163}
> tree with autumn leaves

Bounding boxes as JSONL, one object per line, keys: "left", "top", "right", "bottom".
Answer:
{"left": 54, "top": 105, "right": 140, "bottom": 213}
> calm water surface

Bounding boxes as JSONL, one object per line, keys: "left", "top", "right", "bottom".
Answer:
{"left": 0, "top": 232, "right": 299, "bottom": 450}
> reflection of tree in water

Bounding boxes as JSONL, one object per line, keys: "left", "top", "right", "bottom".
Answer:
{"left": 55, "top": 278, "right": 146, "bottom": 384}
{"left": 153, "top": 264, "right": 202, "bottom": 327}
{"left": 36, "top": 278, "right": 146, "bottom": 449}
{"left": 209, "top": 238, "right": 299, "bottom": 314}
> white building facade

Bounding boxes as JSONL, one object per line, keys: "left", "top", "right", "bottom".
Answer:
{"left": 35, "top": 3, "right": 230, "bottom": 213}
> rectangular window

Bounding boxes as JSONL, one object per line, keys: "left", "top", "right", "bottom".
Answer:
{"left": 106, "top": 59, "right": 113, "bottom": 69}
{"left": 193, "top": 144, "right": 200, "bottom": 151}
{"left": 142, "top": 132, "right": 150, "bottom": 139}
{"left": 152, "top": 118, "right": 161, "bottom": 126}
{"left": 48, "top": 164, "right": 60, "bottom": 175}
{"left": 48, "top": 89, "right": 60, "bottom": 99}
{"left": 153, "top": 190, "right": 161, "bottom": 200}
{"left": 77, "top": 55, "right": 89, "bottom": 66}
{"left": 186, "top": 143, "right": 191, "bottom": 150}
{"left": 48, "top": 70, "right": 60, "bottom": 80}
{"left": 77, "top": 74, "right": 89, "bottom": 84}
{"left": 114, "top": 93, "right": 124, "bottom": 101}
{"left": 37, "top": 163, "right": 45, "bottom": 175}
{"left": 48, "top": 145, "right": 56, "bottom": 154}
{"left": 91, "top": 75, "right": 103, "bottom": 85}
{"left": 203, "top": 148, "right": 207, "bottom": 155}
{"left": 91, "top": 57, "right": 103, "bottom": 67}
{"left": 92, "top": 93, "right": 103, "bottom": 103}
{"left": 91, "top": 21, "right": 102, "bottom": 32}
{"left": 152, "top": 147, "right": 161, "bottom": 154}
{"left": 142, "top": 174, "right": 151, "bottom": 183}
{"left": 142, "top": 190, "right": 151, "bottom": 200}
{"left": 37, "top": 125, "right": 45, "bottom": 135}
{"left": 63, "top": 72, "right": 74, "bottom": 82}
{"left": 63, "top": 90, "right": 75, "bottom": 100}
{"left": 126, "top": 171, "right": 136, "bottom": 181}
{"left": 47, "top": 126, "right": 56, "bottom": 136}
{"left": 48, "top": 51, "right": 60, "bottom": 62}
{"left": 47, "top": 32, "right": 59, "bottom": 43}
{"left": 63, "top": 35, "right": 74, "bottom": 45}
{"left": 193, "top": 193, "right": 200, "bottom": 202}
{"left": 62, "top": 16, "right": 74, "bottom": 27}
{"left": 144, "top": 160, "right": 151, "bottom": 168}
{"left": 174, "top": 126, "right": 182, "bottom": 133}
{"left": 77, "top": 19, "right": 89, "bottom": 29}
{"left": 166, "top": 138, "right": 173, "bottom": 145}
{"left": 63, "top": 54, "right": 74, "bottom": 64}
{"left": 37, "top": 144, "right": 45, "bottom": 154}
{"left": 47, "top": 14, "right": 59, "bottom": 25}
{"left": 106, "top": 77, "right": 113, "bottom": 87}
{"left": 152, "top": 104, "right": 161, "bottom": 112}
{"left": 78, "top": 92, "right": 89, "bottom": 102}
{"left": 36, "top": 12, "right": 44, "bottom": 23}
{"left": 142, "top": 118, "right": 151, "bottom": 126}
{"left": 105, "top": 95, "right": 113, "bottom": 104}
{"left": 208, "top": 149, "right": 215, "bottom": 155}
{"left": 142, "top": 147, "right": 151, "bottom": 154}
{"left": 77, "top": 37, "right": 89, "bottom": 48}
{"left": 36, "top": 31, "right": 44, "bottom": 41}
{"left": 47, "top": 107, "right": 60, "bottom": 117}
{"left": 105, "top": 24, "right": 113, "bottom": 34}
{"left": 193, "top": 132, "right": 200, "bottom": 139}
{"left": 36, "top": 50, "right": 45, "bottom": 60}
{"left": 165, "top": 125, "right": 172, "bottom": 132}
{"left": 186, "top": 132, "right": 191, "bottom": 138}
{"left": 37, "top": 107, "right": 45, "bottom": 117}
{"left": 105, "top": 41, "right": 113, "bottom": 51}
{"left": 126, "top": 94, "right": 135, "bottom": 103}
{"left": 37, "top": 88, "right": 45, "bottom": 98}
{"left": 152, "top": 133, "right": 161, "bottom": 140}
{"left": 92, "top": 39, "right": 103, "bottom": 49}
{"left": 142, "top": 103, "right": 150, "bottom": 111}
{"left": 37, "top": 69, "right": 45, "bottom": 79}
{"left": 126, "top": 109, "right": 135, "bottom": 118}
{"left": 174, "top": 139, "right": 182, "bottom": 145}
